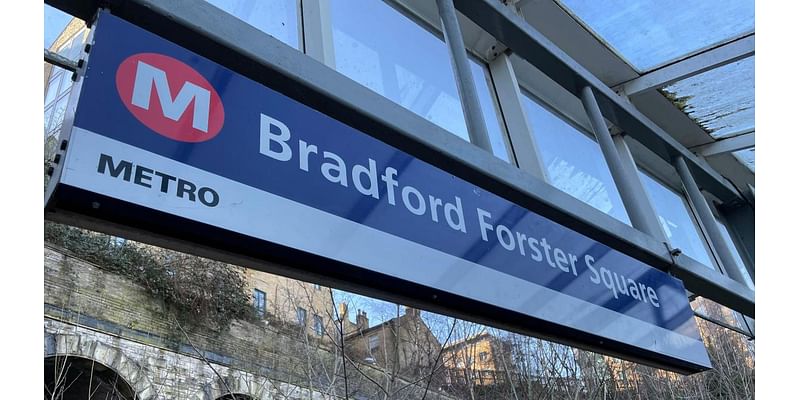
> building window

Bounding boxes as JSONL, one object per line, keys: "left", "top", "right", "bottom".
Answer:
{"left": 313, "top": 283, "right": 321, "bottom": 291}
{"left": 46, "top": 96, "right": 69, "bottom": 134}
{"left": 479, "top": 351, "right": 488, "bottom": 362}
{"left": 519, "top": 91, "right": 631, "bottom": 225}
{"left": 638, "top": 171, "right": 714, "bottom": 268}
{"left": 44, "top": 68, "right": 73, "bottom": 138}
{"left": 253, "top": 289, "right": 266, "bottom": 318}
{"left": 204, "top": 0, "right": 300, "bottom": 50}
{"left": 330, "top": 0, "right": 509, "bottom": 161}
{"left": 474, "top": 61, "right": 512, "bottom": 162}
{"left": 44, "top": 68, "right": 66, "bottom": 105}
{"left": 44, "top": 28, "right": 88, "bottom": 149}
{"left": 313, "top": 314, "right": 324, "bottom": 336}
{"left": 296, "top": 307, "right": 307, "bottom": 326}
{"left": 715, "top": 218, "right": 754, "bottom": 289}
{"left": 44, "top": 28, "right": 88, "bottom": 139}
{"left": 368, "top": 334, "right": 380, "bottom": 353}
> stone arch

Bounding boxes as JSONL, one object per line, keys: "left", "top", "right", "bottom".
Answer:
{"left": 215, "top": 394, "right": 256, "bottom": 400}
{"left": 201, "top": 369, "right": 278, "bottom": 400}
{"left": 45, "top": 355, "right": 137, "bottom": 399}
{"left": 44, "top": 333, "right": 157, "bottom": 399}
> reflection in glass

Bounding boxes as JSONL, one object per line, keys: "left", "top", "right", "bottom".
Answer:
{"left": 49, "top": 96, "right": 69, "bottom": 135}
{"left": 205, "top": 0, "right": 299, "bottom": 49}
{"left": 558, "top": 0, "right": 754, "bottom": 71}
{"left": 471, "top": 61, "right": 510, "bottom": 162}
{"left": 638, "top": 171, "right": 714, "bottom": 268}
{"left": 520, "top": 92, "right": 630, "bottom": 224}
{"left": 44, "top": 106, "right": 55, "bottom": 133}
{"left": 45, "top": 70, "right": 64, "bottom": 106}
{"left": 56, "top": 70, "right": 71, "bottom": 97}
{"left": 715, "top": 219, "right": 754, "bottom": 290}
{"left": 330, "top": 0, "right": 509, "bottom": 161}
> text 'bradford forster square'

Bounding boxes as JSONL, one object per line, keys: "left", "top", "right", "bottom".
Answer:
{"left": 260, "top": 113, "right": 662, "bottom": 308}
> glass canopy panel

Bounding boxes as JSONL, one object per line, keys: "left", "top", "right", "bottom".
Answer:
{"left": 662, "top": 57, "right": 754, "bottom": 139}
{"left": 557, "top": 0, "right": 754, "bottom": 72}
{"left": 732, "top": 147, "right": 755, "bottom": 172}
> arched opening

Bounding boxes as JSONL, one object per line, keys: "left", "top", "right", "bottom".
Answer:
{"left": 44, "top": 355, "right": 137, "bottom": 400}
{"left": 215, "top": 394, "right": 255, "bottom": 400}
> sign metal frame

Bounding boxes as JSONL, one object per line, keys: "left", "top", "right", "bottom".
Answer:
{"left": 45, "top": 11, "right": 712, "bottom": 374}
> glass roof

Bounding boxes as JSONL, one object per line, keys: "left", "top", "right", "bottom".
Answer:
{"left": 557, "top": 0, "right": 754, "bottom": 72}
{"left": 661, "top": 57, "right": 754, "bottom": 139}
{"left": 732, "top": 147, "right": 755, "bottom": 172}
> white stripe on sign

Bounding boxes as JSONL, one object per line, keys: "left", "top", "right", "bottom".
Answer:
{"left": 61, "top": 127, "right": 710, "bottom": 367}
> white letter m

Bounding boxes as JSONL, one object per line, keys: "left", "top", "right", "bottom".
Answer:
{"left": 130, "top": 61, "right": 211, "bottom": 132}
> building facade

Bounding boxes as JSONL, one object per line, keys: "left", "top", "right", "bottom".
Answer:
{"left": 244, "top": 269, "right": 337, "bottom": 346}
{"left": 441, "top": 332, "right": 512, "bottom": 387}
{"left": 342, "top": 306, "right": 442, "bottom": 380}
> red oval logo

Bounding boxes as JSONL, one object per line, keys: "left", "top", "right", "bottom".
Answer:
{"left": 116, "top": 53, "right": 224, "bottom": 142}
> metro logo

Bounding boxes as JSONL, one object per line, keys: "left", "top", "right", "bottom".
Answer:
{"left": 116, "top": 53, "right": 224, "bottom": 142}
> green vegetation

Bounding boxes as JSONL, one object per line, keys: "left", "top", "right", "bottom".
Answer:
{"left": 45, "top": 221, "right": 255, "bottom": 330}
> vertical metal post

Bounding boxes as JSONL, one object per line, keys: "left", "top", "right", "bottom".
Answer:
{"left": 488, "top": 52, "right": 547, "bottom": 180}
{"left": 580, "top": 86, "right": 666, "bottom": 240}
{"left": 674, "top": 156, "right": 750, "bottom": 287}
{"left": 301, "top": 0, "right": 336, "bottom": 67}
{"left": 435, "top": 0, "right": 493, "bottom": 152}
{"left": 613, "top": 133, "right": 668, "bottom": 242}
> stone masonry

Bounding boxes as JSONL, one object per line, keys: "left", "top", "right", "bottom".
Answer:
{"left": 44, "top": 245, "right": 455, "bottom": 399}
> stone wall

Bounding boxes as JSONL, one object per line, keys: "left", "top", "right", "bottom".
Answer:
{"left": 44, "top": 245, "right": 455, "bottom": 399}
{"left": 44, "top": 319, "right": 327, "bottom": 400}
{"left": 44, "top": 245, "right": 339, "bottom": 399}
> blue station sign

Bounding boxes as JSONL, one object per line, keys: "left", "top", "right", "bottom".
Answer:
{"left": 47, "top": 12, "right": 711, "bottom": 373}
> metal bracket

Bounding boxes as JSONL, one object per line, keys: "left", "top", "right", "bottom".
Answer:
{"left": 44, "top": 49, "right": 79, "bottom": 72}
{"left": 608, "top": 125, "right": 625, "bottom": 137}
{"left": 473, "top": 31, "right": 507, "bottom": 62}
{"left": 664, "top": 241, "right": 680, "bottom": 273}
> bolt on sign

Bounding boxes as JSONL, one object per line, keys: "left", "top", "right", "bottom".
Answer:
{"left": 45, "top": 11, "right": 711, "bottom": 374}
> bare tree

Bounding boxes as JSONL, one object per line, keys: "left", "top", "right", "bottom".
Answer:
{"left": 45, "top": 224, "right": 754, "bottom": 400}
